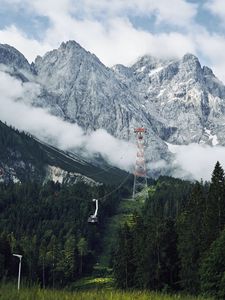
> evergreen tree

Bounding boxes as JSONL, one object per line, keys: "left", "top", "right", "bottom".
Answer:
{"left": 205, "top": 161, "right": 225, "bottom": 247}
{"left": 0, "top": 235, "right": 11, "bottom": 279}
{"left": 77, "top": 237, "right": 88, "bottom": 276}
{"left": 113, "top": 223, "right": 135, "bottom": 289}
{"left": 177, "top": 181, "right": 206, "bottom": 293}
{"left": 200, "top": 228, "right": 225, "bottom": 299}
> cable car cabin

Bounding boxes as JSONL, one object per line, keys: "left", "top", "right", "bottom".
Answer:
{"left": 88, "top": 215, "right": 98, "bottom": 224}
{"left": 88, "top": 199, "right": 99, "bottom": 224}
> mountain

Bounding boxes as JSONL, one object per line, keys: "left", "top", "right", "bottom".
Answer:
{"left": 114, "top": 53, "right": 225, "bottom": 145}
{"left": 0, "top": 121, "right": 129, "bottom": 185}
{"left": 1, "top": 41, "right": 225, "bottom": 175}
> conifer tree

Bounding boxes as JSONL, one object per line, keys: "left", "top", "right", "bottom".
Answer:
{"left": 205, "top": 161, "right": 225, "bottom": 247}
{"left": 200, "top": 228, "right": 225, "bottom": 299}
{"left": 177, "top": 181, "right": 206, "bottom": 292}
{"left": 113, "top": 223, "right": 135, "bottom": 289}
{"left": 77, "top": 237, "right": 88, "bottom": 276}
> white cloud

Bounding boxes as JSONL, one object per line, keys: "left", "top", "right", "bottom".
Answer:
{"left": 72, "top": 0, "right": 197, "bottom": 27}
{"left": 43, "top": 16, "right": 196, "bottom": 66}
{"left": 168, "top": 143, "right": 225, "bottom": 181}
{"left": 194, "top": 30, "right": 225, "bottom": 83}
{"left": 205, "top": 0, "right": 225, "bottom": 24}
{"left": 0, "top": 25, "right": 51, "bottom": 62}
{"left": 5, "top": 0, "right": 197, "bottom": 27}
{"left": 0, "top": 2, "right": 225, "bottom": 82}
{"left": 0, "top": 0, "right": 198, "bottom": 65}
{"left": 0, "top": 12, "right": 196, "bottom": 68}
{"left": 0, "top": 70, "right": 136, "bottom": 171}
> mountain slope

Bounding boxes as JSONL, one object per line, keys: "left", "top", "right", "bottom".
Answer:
{"left": 0, "top": 121, "right": 129, "bottom": 185}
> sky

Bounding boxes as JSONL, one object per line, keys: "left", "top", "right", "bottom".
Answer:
{"left": 1, "top": 0, "right": 225, "bottom": 81}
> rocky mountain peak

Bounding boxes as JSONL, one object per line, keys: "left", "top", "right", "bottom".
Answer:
{"left": 0, "top": 44, "right": 31, "bottom": 71}
{"left": 60, "top": 40, "right": 83, "bottom": 50}
{"left": 182, "top": 53, "right": 200, "bottom": 63}
{"left": 203, "top": 65, "right": 215, "bottom": 77}
{"left": 181, "top": 53, "right": 202, "bottom": 75}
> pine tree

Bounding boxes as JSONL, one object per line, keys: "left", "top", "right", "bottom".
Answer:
{"left": 177, "top": 181, "right": 206, "bottom": 293}
{"left": 205, "top": 161, "right": 225, "bottom": 247}
{"left": 200, "top": 228, "right": 225, "bottom": 299}
{"left": 113, "top": 223, "right": 135, "bottom": 289}
{"left": 77, "top": 237, "right": 88, "bottom": 276}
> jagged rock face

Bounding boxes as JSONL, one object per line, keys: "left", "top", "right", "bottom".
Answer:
{"left": 1, "top": 41, "right": 225, "bottom": 172}
{"left": 33, "top": 41, "right": 169, "bottom": 163}
{"left": 0, "top": 44, "right": 31, "bottom": 72}
{"left": 115, "top": 53, "right": 225, "bottom": 146}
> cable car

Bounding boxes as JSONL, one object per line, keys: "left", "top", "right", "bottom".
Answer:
{"left": 88, "top": 199, "right": 98, "bottom": 224}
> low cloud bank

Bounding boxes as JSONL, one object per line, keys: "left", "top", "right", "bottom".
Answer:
{"left": 168, "top": 143, "right": 225, "bottom": 181}
{"left": 0, "top": 71, "right": 136, "bottom": 171}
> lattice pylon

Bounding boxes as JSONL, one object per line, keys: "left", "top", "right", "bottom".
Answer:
{"left": 132, "top": 127, "right": 148, "bottom": 199}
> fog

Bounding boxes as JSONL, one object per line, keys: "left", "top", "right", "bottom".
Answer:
{"left": 0, "top": 71, "right": 136, "bottom": 171}
{"left": 168, "top": 143, "right": 225, "bottom": 181}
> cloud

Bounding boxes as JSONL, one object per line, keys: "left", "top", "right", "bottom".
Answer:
{"left": 73, "top": 0, "right": 197, "bottom": 27}
{"left": 204, "top": 0, "right": 225, "bottom": 24}
{"left": 194, "top": 30, "right": 225, "bottom": 83}
{"left": 168, "top": 143, "right": 225, "bottom": 181}
{"left": 0, "top": 70, "right": 136, "bottom": 171}
{"left": 2, "top": 0, "right": 225, "bottom": 84}
{"left": 0, "top": 0, "right": 197, "bottom": 66}
{"left": 5, "top": 0, "right": 197, "bottom": 27}
{"left": 44, "top": 17, "right": 197, "bottom": 66}
{"left": 0, "top": 25, "right": 51, "bottom": 62}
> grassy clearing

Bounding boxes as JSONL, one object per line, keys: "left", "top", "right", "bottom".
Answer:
{"left": 70, "top": 276, "right": 114, "bottom": 290}
{"left": 0, "top": 284, "right": 212, "bottom": 300}
{"left": 99, "top": 197, "right": 143, "bottom": 267}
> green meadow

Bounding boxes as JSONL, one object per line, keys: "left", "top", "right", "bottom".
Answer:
{"left": 0, "top": 284, "right": 212, "bottom": 300}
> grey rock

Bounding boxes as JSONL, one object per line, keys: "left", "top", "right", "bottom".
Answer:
{"left": 2, "top": 41, "right": 225, "bottom": 176}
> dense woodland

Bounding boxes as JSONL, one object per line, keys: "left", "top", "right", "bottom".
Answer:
{"left": 0, "top": 180, "right": 128, "bottom": 287}
{"left": 113, "top": 162, "right": 225, "bottom": 299}
{"left": 1, "top": 162, "right": 225, "bottom": 299}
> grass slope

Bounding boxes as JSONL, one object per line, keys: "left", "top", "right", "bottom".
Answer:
{"left": 0, "top": 284, "right": 212, "bottom": 300}
{"left": 98, "top": 193, "right": 144, "bottom": 268}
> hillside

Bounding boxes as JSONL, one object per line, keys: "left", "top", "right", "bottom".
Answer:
{"left": 0, "top": 121, "right": 129, "bottom": 185}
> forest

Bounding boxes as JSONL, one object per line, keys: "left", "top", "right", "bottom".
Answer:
{"left": 0, "top": 180, "right": 129, "bottom": 287}
{"left": 1, "top": 162, "right": 225, "bottom": 299}
{"left": 114, "top": 162, "right": 225, "bottom": 299}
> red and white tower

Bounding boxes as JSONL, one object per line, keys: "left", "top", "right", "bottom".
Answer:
{"left": 132, "top": 127, "right": 148, "bottom": 199}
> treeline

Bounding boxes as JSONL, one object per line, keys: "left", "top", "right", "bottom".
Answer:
{"left": 113, "top": 162, "right": 225, "bottom": 299}
{"left": 0, "top": 120, "right": 48, "bottom": 181}
{"left": 0, "top": 180, "right": 127, "bottom": 287}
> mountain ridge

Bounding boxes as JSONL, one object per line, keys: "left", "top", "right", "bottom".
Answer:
{"left": 1, "top": 41, "right": 225, "bottom": 176}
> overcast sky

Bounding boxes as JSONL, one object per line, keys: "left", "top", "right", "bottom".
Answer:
{"left": 0, "top": 1, "right": 225, "bottom": 81}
